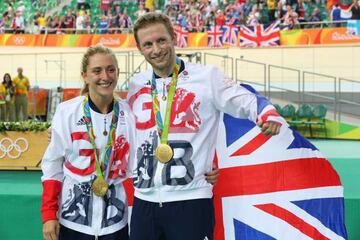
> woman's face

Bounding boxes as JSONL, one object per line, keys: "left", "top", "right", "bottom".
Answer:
{"left": 4, "top": 74, "right": 11, "bottom": 83}
{"left": 82, "top": 53, "right": 119, "bottom": 100}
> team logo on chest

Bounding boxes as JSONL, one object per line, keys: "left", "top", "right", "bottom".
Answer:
{"left": 128, "top": 86, "right": 202, "bottom": 133}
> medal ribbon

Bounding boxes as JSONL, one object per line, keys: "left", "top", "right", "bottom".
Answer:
{"left": 83, "top": 96, "right": 119, "bottom": 179}
{"left": 151, "top": 58, "right": 181, "bottom": 144}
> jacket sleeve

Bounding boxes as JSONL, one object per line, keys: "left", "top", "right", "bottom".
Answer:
{"left": 209, "top": 66, "right": 280, "bottom": 123}
{"left": 124, "top": 102, "right": 137, "bottom": 179}
{"left": 40, "top": 105, "right": 67, "bottom": 223}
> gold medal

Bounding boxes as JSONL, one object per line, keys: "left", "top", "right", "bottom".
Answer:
{"left": 92, "top": 177, "right": 109, "bottom": 197}
{"left": 155, "top": 143, "right": 173, "bottom": 163}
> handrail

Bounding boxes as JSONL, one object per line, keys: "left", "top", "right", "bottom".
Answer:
{"left": 302, "top": 71, "right": 337, "bottom": 119}
{"left": 235, "top": 57, "right": 360, "bottom": 121}
{"left": 268, "top": 64, "right": 301, "bottom": 103}
{"left": 119, "top": 58, "right": 148, "bottom": 91}
{"left": 204, "top": 52, "right": 234, "bottom": 80}
{"left": 235, "top": 58, "right": 266, "bottom": 94}
{"left": 338, "top": 77, "right": 360, "bottom": 121}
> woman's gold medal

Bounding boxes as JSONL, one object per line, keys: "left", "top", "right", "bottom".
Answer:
{"left": 92, "top": 177, "right": 109, "bottom": 197}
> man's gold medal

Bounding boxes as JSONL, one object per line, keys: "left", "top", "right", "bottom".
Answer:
{"left": 155, "top": 143, "right": 173, "bottom": 163}
{"left": 92, "top": 177, "right": 109, "bottom": 197}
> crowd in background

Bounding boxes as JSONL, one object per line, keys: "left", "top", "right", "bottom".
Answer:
{"left": 0, "top": 0, "right": 359, "bottom": 34}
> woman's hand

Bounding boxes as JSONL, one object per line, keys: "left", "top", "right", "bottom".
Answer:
{"left": 43, "top": 220, "right": 60, "bottom": 240}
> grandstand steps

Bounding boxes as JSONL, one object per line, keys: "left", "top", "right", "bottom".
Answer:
{"left": 46, "top": 0, "right": 72, "bottom": 17}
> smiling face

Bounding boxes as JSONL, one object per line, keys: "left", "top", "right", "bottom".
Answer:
{"left": 4, "top": 74, "right": 11, "bottom": 83}
{"left": 81, "top": 53, "right": 119, "bottom": 103}
{"left": 136, "top": 23, "right": 177, "bottom": 78}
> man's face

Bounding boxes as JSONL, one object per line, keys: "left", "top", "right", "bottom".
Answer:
{"left": 81, "top": 53, "right": 119, "bottom": 100}
{"left": 136, "top": 23, "right": 177, "bottom": 76}
{"left": 17, "top": 68, "right": 23, "bottom": 75}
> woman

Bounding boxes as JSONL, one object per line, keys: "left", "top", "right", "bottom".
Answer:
{"left": 0, "top": 73, "right": 15, "bottom": 121}
{"left": 41, "top": 45, "right": 134, "bottom": 240}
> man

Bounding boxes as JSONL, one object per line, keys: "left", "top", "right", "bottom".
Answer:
{"left": 127, "top": 13, "right": 281, "bottom": 240}
{"left": 13, "top": 67, "right": 30, "bottom": 121}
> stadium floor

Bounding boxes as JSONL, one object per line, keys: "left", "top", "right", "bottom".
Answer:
{"left": 0, "top": 139, "right": 359, "bottom": 240}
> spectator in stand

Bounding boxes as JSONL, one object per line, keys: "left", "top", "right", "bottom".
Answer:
{"left": 2, "top": 12, "right": 12, "bottom": 33}
{"left": 242, "top": 0, "right": 253, "bottom": 20}
{"left": 177, "top": 12, "right": 188, "bottom": 28}
{"left": 112, "top": 6, "right": 122, "bottom": 33}
{"left": 6, "top": 2, "right": 13, "bottom": 17}
{"left": 83, "top": 10, "right": 91, "bottom": 33}
{"left": 246, "top": 5, "right": 262, "bottom": 26}
{"left": 0, "top": 15, "right": 4, "bottom": 34}
{"left": 12, "top": 10, "right": 25, "bottom": 34}
{"left": 64, "top": 11, "right": 75, "bottom": 34}
{"left": 308, "top": 7, "right": 322, "bottom": 22}
{"left": 296, "top": 0, "right": 305, "bottom": 23}
{"left": 169, "top": 0, "right": 180, "bottom": 12}
{"left": 31, "top": 11, "right": 40, "bottom": 34}
{"left": 145, "top": 0, "right": 155, "bottom": 12}
{"left": 78, "top": 4, "right": 86, "bottom": 17}
{"left": 134, "top": 2, "right": 148, "bottom": 18}
{"left": 37, "top": 12, "right": 46, "bottom": 34}
{"left": 225, "top": 4, "right": 240, "bottom": 26}
{"left": 0, "top": 73, "right": 15, "bottom": 122}
{"left": 98, "top": 14, "right": 110, "bottom": 33}
{"left": 164, "top": 4, "right": 177, "bottom": 23}
{"left": 278, "top": 0, "right": 287, "bottom": 17}
{"left": 215, "top": 9, "right": 226, "bottom": 26}
{"left": 45, "top": 16, "right": 54, "bottom": 34}
{"left": 330, "top": 3, "right": 342, "bottom": 27}
{"left": 350, "top": 0, "right": 360, "bottom": 19}
{"left": 204, "top": 10, "right": 216, "bottom": 29}
{"left": 17, "top": 1, "right": 26, "bottom": 16}
{"left": 119, "top": 10, "right": 133, "bottom": 33}
{"left": 13, "top": 67, "right": 30, "bottom": 121}
{"left": 76, "top": 11, "right": 86, "bottom": 34}
{"left": 267, "top": 0, "right": 277, "bottom": 23}
{"left": 47, "top": 16, "right": 61, "bottom": 34}
{"left": 281, "top": 4, "right": 299, "bottom": 29}
{"left": 104, "top": 12, "right": 113, "bottom": 33}
{"left": 100, "top": 0, "right": 112, "bottom": 15}
{"left": 57, "top": 16, "right": 66, "bottom": 34}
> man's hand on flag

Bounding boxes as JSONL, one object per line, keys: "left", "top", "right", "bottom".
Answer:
{"left": 257, "top": 119, "right": 281, "bottom": 136}
{"left": 205, "top": 164, "right": 219, "bottom": 185}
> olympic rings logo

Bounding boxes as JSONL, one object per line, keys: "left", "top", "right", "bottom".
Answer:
{"left": 13, "top": 36, "right": 26, "bottom": 45}
{"left": 0, "top": 137, "right": 29, "bottom": 159}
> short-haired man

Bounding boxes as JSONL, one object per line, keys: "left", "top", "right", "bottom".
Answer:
{"left": 127, "top": 13, "right": 281, "bottom": 240}
{"left": 13, "top": 67, "right": 30, "bottom": 121}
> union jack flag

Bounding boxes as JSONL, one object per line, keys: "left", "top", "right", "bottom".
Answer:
{"left": 173, "top": 24, "right": 188, "bottom": 48}
{"left": 222, "top": 25, "right": 239, "bottom": 46}
{"left": 207, "top": 25, "right": 223, "bottom": 47}
{"left": 240, "top": 21, "right": 280, "bottom": 47}
{"left": 214, "top": 84, "right": 347, "bottom": 240}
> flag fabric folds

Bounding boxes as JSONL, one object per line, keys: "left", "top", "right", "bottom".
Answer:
{"left": 207, "top": 25, "right": 224, "bottom": 47}
{"left": 174, "top": 24, "right": 189, "bottom": 48}
{"left": 222, "top": 25, "right": 239, "bottom": 46}
{"left": 240, "top": 21, "right": 280, "bottom": 47}
{"left": 213, "top": 84, "right": 347, "bottom": 240}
